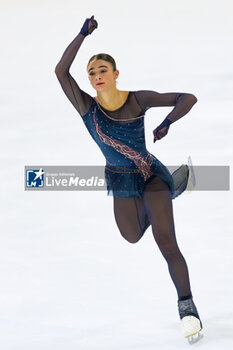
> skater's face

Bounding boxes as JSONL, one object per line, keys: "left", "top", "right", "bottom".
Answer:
{"left": 87, "top": 59, "right": 119, "bottom": 91}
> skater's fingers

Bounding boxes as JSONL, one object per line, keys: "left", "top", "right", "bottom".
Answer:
{"left": 153, "top": 125, "right": 169, "bottom": 142}
{"left": 154, "top": 134, "right": 162, "bottom": 141}
{"left": 156, "top": 131, "right": 164, "bottom": 139}
{"left": 90, "top": 18, "right": 98, "bottom": 29}
{"left": 153, "top": 131, "right": 161, "bottom": 141}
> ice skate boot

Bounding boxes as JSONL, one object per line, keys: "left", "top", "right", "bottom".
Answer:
{"left": 178, "top": 296, "right": 203, "bottom": 344}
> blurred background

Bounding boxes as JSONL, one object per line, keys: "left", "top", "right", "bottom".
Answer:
{"left": 0, "top": 0, "right": 232, "bottom": 349}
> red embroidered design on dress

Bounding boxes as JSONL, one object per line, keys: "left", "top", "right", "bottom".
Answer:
{"left": 93, "top": 107, "right": 153, "bottom": 180}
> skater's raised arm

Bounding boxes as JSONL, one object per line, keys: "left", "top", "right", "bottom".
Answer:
{"left": 55, "top": 16, "right": 98, "bottom": 117}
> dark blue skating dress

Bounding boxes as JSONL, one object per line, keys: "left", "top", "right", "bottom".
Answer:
{"left": 81, "top": 94, "right": 175, "bottom": 199}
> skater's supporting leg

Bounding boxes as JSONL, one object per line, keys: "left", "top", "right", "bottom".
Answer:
{"left": 142, "top": 176, "right": 192, "bottom": 298}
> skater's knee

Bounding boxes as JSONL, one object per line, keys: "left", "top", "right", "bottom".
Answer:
{"left": 159, "top": 243, "right": 180, "bottom": 260}
{"left": 121, "top": 232, "right": 141, "bottom": 244}
{"left": 153, "top": 233, "right": 180, "bottom": 259}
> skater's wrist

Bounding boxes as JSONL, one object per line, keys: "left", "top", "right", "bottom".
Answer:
{"left": 157, "top": 117, "right": 172, "bottom": 130}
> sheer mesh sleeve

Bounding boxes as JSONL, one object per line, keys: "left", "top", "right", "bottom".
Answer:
{"left": 55, "top": 33, "right": 93, "bottom": 117}
{"left": 134, "top": 90, "right": 184, "bottom": 111}
{"left": 56, "top": 72, "right": 93, "bottom": 117}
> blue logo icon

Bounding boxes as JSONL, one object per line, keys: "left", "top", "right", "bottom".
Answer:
{"left": 26, "top": 168, "right": 45, "bottom": 187}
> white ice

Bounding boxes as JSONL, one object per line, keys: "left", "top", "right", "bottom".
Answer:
{"left": 0, "top": 0, "right": 233, "bottom": 349}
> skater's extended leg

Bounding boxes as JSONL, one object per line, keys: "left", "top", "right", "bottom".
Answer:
{"left": 142, "top": 176, "right": 191, "bottom": 298}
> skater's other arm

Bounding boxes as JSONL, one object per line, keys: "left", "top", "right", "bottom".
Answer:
{"left": 55, "top": 16, "right": 98, "bottom": 117}
{"left": 134, "top": 90, "right": 197, "bottom": 142}
{"left": 135, "top": 90, "right": 197, "bottom": 124}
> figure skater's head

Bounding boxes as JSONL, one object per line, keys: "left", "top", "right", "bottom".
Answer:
{"left": 87, "top": 53, "right": 119, "bottom": 91}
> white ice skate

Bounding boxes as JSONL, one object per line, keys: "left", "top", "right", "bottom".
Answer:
{"left": 178, "top": 296, "right": 203, "bottom": 345}
{"left": 181, "top": 316, "right": 203, "bottom": 345}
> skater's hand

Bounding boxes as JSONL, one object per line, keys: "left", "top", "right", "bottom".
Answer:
{"left": 153, "top": 117, "right": 171, "bottom": 143}
{"left": 153, "top": 126, "right": 169, "bottom": 142}
{"left": 79, "top": 15, "right": 98, "bottom": 37}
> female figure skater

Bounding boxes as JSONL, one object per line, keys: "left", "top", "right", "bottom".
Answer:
{"left": 55, "top": 16, "right": 203, "bottom": 343}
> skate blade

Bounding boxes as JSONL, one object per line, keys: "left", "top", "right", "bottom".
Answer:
{"left": 186, "top": 155, "right": 196, "bottom": 192}
{"left": 187, "top": 332, "right": 203, "bottom": 345}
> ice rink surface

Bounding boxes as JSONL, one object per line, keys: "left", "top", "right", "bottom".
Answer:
{"left": 1, "top": 0, "right": 233, "bottom": 349}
